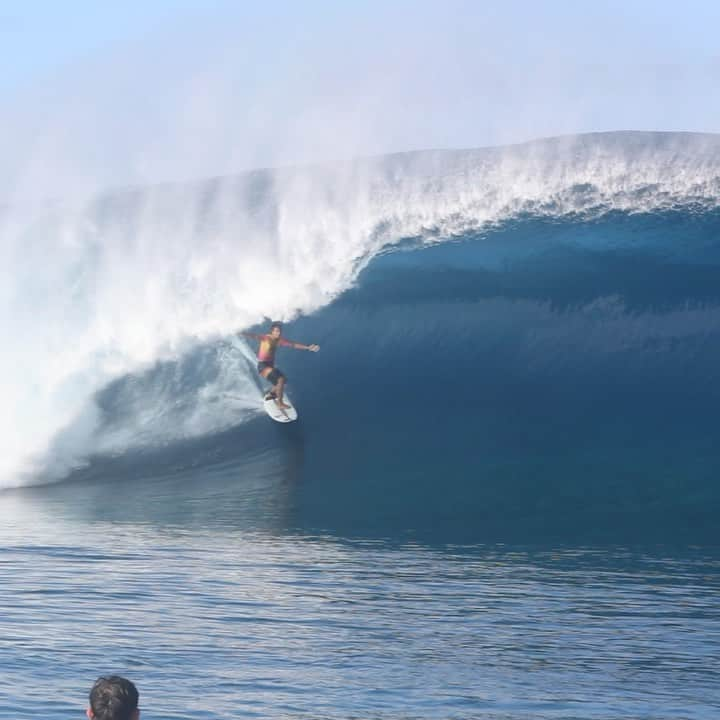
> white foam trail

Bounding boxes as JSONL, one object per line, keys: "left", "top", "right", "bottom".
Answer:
{"left": 89, "top": 337, "right": 263, "bottom": 454}
{"left": 2, "top": 131, "right": 720, "bottom": 487}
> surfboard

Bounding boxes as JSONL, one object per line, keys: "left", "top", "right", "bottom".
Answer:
{"left": 262, "top": 393, "right": 298, "bottom": 423}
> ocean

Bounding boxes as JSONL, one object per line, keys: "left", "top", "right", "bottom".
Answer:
{"left": 1, "top": 132, "right": 719, "bottom": 718}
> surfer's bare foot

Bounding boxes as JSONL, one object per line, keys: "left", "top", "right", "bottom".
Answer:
{"left": 276, "top": 400, "right": 292, "bottom": 410}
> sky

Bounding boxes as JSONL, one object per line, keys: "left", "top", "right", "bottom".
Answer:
{"left": 1, "top": 0, "right": 719, "bottom": 198}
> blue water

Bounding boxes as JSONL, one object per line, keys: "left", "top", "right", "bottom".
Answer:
{"left": 2, "top": 197, "right": 720, "bottom": 715}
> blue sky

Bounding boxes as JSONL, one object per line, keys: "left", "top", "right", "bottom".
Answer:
{"left": 1, "top": 0, "right": 719, "bottom": 195}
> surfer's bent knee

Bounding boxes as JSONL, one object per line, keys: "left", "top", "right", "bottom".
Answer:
{"left": 268, "top": 368, "right": 285, "bottom": 385}
{"left": 257, "top": 361, "right": 285, "bottom": 385}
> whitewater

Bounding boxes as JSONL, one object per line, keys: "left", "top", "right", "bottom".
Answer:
{"left": 2, "top": 130, "right": 720, "bottom": 489}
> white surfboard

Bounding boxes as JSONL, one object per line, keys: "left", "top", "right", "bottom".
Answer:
{"left": 262, "top": 393, "right": 298, "bottom": 423}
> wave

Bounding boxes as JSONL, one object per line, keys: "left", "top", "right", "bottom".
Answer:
{"left": 3, "top": 131, "right": 720, "bottom": 488}
{"left": 27, "top": 207, "right": 720, "bottom": 544}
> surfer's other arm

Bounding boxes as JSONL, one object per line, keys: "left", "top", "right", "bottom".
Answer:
{"left": 281, "top": 338, "right": 320, "bottom": 352}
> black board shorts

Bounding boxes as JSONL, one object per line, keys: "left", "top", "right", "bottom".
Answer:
{"left": 258, "top": 361, "right": 285, "bottom": 385}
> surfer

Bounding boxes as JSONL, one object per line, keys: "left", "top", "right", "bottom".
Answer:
{"left": 243, "top": 322, "right": 319, "bottom": 409}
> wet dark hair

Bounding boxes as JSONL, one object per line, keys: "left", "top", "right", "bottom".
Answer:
{"left": 89, "top": 676, "right": 139, "bottom": 720}
{"left": 270, "top": 321, "right": 282, "bottom": 331}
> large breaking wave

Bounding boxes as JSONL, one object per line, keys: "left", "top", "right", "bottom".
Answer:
{"left": 3, "top": 130, "right": 720, "bottom": 490}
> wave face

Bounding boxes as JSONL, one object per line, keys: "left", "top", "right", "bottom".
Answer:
{"left": 285, "top": 210, "right": 720, "bottom": 543}
{"left": 36, "top": 207, "right": 720, "bottom": 545}
{"left": 3, "top": 131, "right": 720, "bottom": 522}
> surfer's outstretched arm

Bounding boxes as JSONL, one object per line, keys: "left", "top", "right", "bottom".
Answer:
{"left": 280, "top": 338, "right": 320, "bottom": 352}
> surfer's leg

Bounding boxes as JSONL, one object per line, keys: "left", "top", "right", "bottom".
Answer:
{"left": 258, "top": 363, "right": 276, "bottom": 399}
{"left": 262, "top": 366, "right": 289, "bottom": 407}
{"left": 275, "top": 376, "right": 286, "bottom": 402}
{"left": 270, "top": 368, "right": 291, "bottom": 409}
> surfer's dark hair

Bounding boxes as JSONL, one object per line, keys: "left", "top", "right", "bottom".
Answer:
{"left": 89, "top": 676, "right": 139, "bottom": 720}
{"left": 270, "top": 321, "right": 282, "bottom": 331}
